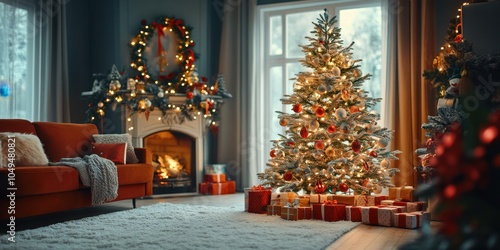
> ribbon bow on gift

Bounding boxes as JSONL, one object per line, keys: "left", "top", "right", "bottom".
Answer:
{"left": 251, "top": 185, "right": 267, "bottom": 191}
{"left": 323, "top": 200, "right": 337, "bottom": 205}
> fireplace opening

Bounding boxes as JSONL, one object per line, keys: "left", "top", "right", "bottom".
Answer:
{"left": 144, "top": 130, "right": 197, "bottom": 195}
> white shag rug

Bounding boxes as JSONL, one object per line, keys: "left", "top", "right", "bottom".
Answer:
{"left": 0, "top": 203, "right": 359, "bottom": 250}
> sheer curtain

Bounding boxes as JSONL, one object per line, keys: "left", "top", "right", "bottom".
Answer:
{"left": 34, "top": 0, "right": 70, "bottom": 122}
{"left": 0, "top": 0, "right": 69, "bottom": 122}
{"left": 382, "top": 0, "right": 436, "bottom": 187}
{"left": 218, "top": 0, "right": 258, "bottom": 191}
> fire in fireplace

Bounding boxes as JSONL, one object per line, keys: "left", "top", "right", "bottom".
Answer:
{"left": 144, "top": 130, "right": 197, "bottom": 194}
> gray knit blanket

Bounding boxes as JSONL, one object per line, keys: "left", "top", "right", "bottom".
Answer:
{"left": 50, "top": 154, "right": 118, "bottom": 206}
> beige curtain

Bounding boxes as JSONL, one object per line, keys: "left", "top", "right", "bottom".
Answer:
{"left": 385, "top": 0, "right": 436, "bottom": 187}
{"left": 35, "top": 0, "right": 70, "bottom": 122}
{"left": 218, "top": 0, "right": 258, "bottom": 191}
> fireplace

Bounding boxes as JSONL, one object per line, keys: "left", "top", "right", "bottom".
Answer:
{"left": 145, "top": 131, "right": 196, "bottom": 194}
{"left": 127, "top": 109, "right": 204, "bottom": 196}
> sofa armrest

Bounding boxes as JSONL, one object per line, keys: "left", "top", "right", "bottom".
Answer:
{"left": 134, "top": 147, "right": 152, "bottom": 165}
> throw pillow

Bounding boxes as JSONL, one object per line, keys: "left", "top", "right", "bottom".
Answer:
{"left": 0, "top": 133, "right": 49, "bottom": 167}
{"left": 91, "top": 142, "right": 127, "bottom": 165}
{"left": 92, "top": 134, "right": 139, "bottom": 164}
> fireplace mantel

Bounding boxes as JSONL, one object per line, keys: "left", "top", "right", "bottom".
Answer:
{"left": 127, "top": 110, "right": 204, "bottom": 196}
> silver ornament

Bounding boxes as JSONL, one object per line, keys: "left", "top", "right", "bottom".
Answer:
{"left": 317, "top": 84, "right": 327, "bottom": 94}
{"left": 332, "top": 67, "right": 341, "bottom": 77}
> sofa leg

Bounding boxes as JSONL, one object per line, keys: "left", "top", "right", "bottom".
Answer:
{"left": 132, "top": 198, "right": 136, "bottom": 208}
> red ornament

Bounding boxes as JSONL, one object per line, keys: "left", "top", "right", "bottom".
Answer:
{"left": 339, "top": 183, "right": 349, "bottom": 193}
{"left": 286, "top": 141, "right": 295, "bottom": 147}
{"left": 315, "top": 179, "right": 326, "bottom": 194}
{"left": 351, "top": 140, "right": 361, "bottom": 153}
{"left": 454, "top": 34, "right": 463, "bottom": 43}
{"left": 283, "top": 172, "right": 293, "bottom": 181}
{"left": 369, "top": 150, "right": 378, "bottom": 157}
{"left": 315, "top": 107, "right": 326, "bottom": 117}
{"left": 349, "top": 106, "right": 359, "bottom": 113}
{"left": 292, "top": 103, "right": 302, "bottom": 113}
{"left": 270, "top": 149, "right": 276, "bottom": 158}
{"left": 363, "top": 160, "right": 370, "bottom": 171}
{"left": 186, "top": 91, "right": 194, "bottom": 99}
{"left": 279, "top": 118, "right": 288, "bottom": 126}
{"left": 314, "top": 140, "right": 325, "bottom": 150}
{"left": 300, "top": 126, "right": 308, "bottom": 138}
{"left": 327, "top": 124, "right": 337, "bottom": 133}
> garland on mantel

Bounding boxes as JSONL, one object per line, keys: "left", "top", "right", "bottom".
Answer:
{"left": 84, "top": 16, "right": 232, "bottom": 133}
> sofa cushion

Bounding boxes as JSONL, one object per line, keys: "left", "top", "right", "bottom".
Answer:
{"left": 0, "top": 133, "right": 49, "bottom": 166}
{"left": 33, "top": 122, "right": 98, "bottom": 162}
{"left": 91, "top": 142, "right": 127, "bottom": 164}
{"left": 0, "top": 166, "right": 80, "bottom": 196}
{"left": 0, "top": 119, "right": 37, "bottom": 134}
{"left": 92, "top": 134, "right": 139, "bottom": 164}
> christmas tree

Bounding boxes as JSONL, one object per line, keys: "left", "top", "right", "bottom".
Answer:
{"left": 257, "top": 10, "right": 400, "bottom": 195}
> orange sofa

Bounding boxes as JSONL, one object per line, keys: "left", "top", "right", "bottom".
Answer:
{"left": 0, "top": 119, "right": 153, "bottom": 220}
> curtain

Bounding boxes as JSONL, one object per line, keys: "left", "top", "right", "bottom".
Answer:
{"left": 34, "top": 0, "right": 70, "bottom": 122}
{"left": 218, "top": 0, "right": 258, "bottom": 191}
{"left": 383, "top": 0, "right": 436, "bottom": 187}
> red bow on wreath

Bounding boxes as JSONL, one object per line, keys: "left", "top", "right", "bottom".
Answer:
{"left": 168, "top": 19, "right": 185, "bottom": 36}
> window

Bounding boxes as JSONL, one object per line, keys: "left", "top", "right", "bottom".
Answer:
{"left": 0, "top": 0, "right": 35, "bottom": 120}
{"left": 256, "top": 0, "right": 383, "bottom": 142}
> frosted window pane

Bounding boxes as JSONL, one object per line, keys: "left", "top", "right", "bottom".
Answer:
{"left": 339, "top": 6, "right": 382, "bottom": 114}
{"left": 270, "top": 16, "right": 282, "bottom": 55}
{"left": 286, "top": 10, "right": 323, "bottom": 58}
{"left": 270, "top": 66, "right": 283, "bottom": 135}
{"left": 0, "top": 3, "right": 30, "bottom": 119}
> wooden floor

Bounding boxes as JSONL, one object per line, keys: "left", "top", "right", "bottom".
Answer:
{"left": 13, "top": 193, "right": 438, "bottom": 249}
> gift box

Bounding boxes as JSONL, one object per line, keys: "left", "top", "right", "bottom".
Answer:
{"left": 346, "top": 206, "right": 362, "bottom": 222}
{"left": 248, "top": 186, "right": 272, "bottom": 214}
{"left": 381, "top": 200, "right": 427, "bottom": 212}
{"left": 280, "top": 206, "right": 312, "bottom": 221}
{"left": 329, "top": 195, "right": 355, "bottom": 205}
{"left": 298, "top": 195, "right": 310, "bottom": 206}
{"left": 312, "top": 201, "right": 346, "bottom": 222}
{"left": 267, "top": 204, "right": 284, "bottom": 216}
{"left": 388, "top": 186, "right": 414, "bottom": 201}
{"left": 205, "top": 164, "right": 226, "bottom": 174}
{"left": 361, "top": 205, "right": 407, "bottom": 227}
{"left": 393, "top": 212, "right": 431, "bottom": 229}
{"left": 199, "top": 182, "right": 209, "bottom": 195}
{"left": 310, "top": 194, "right": 332, "bottom": 204}
{"left": 204, "top": 174, "right": 226, "bottom": 183}
{"left": 355, "top": 195, "right": 387, "bottom": 206}
{"left": 199, "top": 180, "right": 236, "bottom": 195}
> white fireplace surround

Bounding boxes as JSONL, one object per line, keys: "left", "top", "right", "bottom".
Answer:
{"left": 127, "top": 110, "right": 204, "bottom": 196}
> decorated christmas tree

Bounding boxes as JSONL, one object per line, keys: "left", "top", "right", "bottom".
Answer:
{"left": 257, "top": 10, "right": 401, "bottom": 195}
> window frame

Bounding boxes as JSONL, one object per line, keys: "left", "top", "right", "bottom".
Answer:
{"left": 255, "top": 0, "right": 385, "bottom": 158}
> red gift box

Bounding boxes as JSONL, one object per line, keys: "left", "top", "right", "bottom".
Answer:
{"left": 204, "top": 174, "right": 226, "bottom": 183}
{"left": 346, "top": 205, "right": 362, "bottom": 222}
{"left": 198, "top": 180, "right": 236, "bottom": 195}
{"left": 312, "top": 201, "right": 346, "bottom": 222}
{"left": 248, "top": 186, "right": 271, "bottom": 214}
{"left": 280, "top": 206, "right": 312, "bottom": 220}
{"left": 361, "top": 205, "right": 406, "bottom": 227}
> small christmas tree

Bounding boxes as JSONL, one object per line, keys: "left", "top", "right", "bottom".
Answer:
{"left": 257, "top": 10, "right": 400, "bottom": 195}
